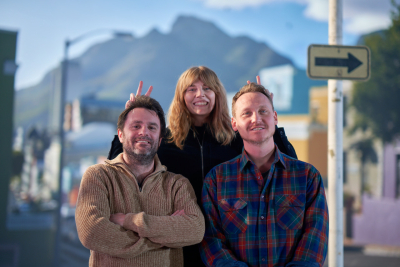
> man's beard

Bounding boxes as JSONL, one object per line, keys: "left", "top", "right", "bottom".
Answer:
{"left": 242, "top": 136, "right": 270, "bottom": 146}
{"left": 242, "top": 124, "right": 274, "bottom": 146}
{"left": 123, "top": 137, "right": 159, "bottom": 166}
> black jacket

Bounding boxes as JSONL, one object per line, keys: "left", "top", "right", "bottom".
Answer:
{"left": 107, "top": 125, "right": 297, "bottom": 266}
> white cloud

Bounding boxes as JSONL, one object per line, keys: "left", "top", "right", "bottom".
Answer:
{"left": 198, "top": 0, "right": 398, "bottom": 34}
{"left": 199, "top": 0, "right": 280, "bottom": 9}
{"left": 302, "top": 0, "right": 328, "bottom": 22}
{"left": 303, "top": 0, "right": 395, "bottom": 34}
{"left": 342, "top": 0, "right": 395, "bottom": 34}
{"left": 345, "top": 12, "right": 391, "bottom": 34}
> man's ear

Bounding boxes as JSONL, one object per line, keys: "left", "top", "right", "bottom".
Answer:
{"left": 273, "top": 111, "right": 278, "bottom": 126}
{"left": 158, "top": 138, "right": 162, "bottom": 146}
{"left": 231, "top": 117, "right": 238, "bottom": 132}
{"left": 117, "top": 128, "right": 124, "bottom": 143}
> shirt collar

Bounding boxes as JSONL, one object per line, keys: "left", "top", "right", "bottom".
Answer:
{"left": 239, "top": 144, "right": 287, "bottom": 172}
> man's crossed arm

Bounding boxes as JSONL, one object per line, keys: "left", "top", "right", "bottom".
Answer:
{"left": 76, "top": 167, "right": 205, "bottom": 258}
{"left": 109, "top": 176, "right": 205, "bottom": 248}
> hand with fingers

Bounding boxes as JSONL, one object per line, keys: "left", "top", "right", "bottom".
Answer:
{"left": 171, "top": 210, "right": 186, "bottom": 216}
{"left": 125, "top": 81, "right": 154, "bottom": 109}
{"left": 246, "top": 75, "right": 261, "bottom": 85}
{"left": 110, "top": 213, "right": 126, "bottom": 226}
{"left": 247, "top": 75, "right": 274, "bottom": 101}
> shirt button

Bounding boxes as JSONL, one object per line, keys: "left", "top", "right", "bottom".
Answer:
{"left": 261, "top": 195, "right": 264, "bottom": 198}
{"left": 261, "top": 236, "right": 265, "bottom": 240}
{"left": 262, "top": 258, "right": 266, "bottom": 261}
{"left": 261, "top": 216, "right": 265, "bottom": 219}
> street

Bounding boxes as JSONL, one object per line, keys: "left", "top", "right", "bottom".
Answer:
{"left": 324, "top": 246, "right": 400, "bottom": 267}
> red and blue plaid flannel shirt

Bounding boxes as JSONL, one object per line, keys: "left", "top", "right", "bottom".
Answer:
{"left": 200, "top": 146, "right": 328, "bottom": 267}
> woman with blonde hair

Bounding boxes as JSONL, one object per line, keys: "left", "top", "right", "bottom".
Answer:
{"left": 168, "top": 66, "right": 235, "bottom": 150}
{"left": 108, "top": 66, "right": 296, "bottom": 266}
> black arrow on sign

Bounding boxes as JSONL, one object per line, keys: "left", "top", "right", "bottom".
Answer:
{"left": 315, "top": 53, "right": 362, "bottom": 73}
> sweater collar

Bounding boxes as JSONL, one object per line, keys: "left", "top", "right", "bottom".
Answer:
{"left": 105, "top": 153, "right": 166, "bottom": 174}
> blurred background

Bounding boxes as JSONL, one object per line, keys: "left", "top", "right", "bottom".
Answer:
{"left": 0, "top": 0, "right": 400, "bottom": 266}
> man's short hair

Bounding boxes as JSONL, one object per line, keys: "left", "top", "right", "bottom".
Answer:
{"left": 117, "top": 96, "right": 166, "bottom": 138}
{"left": 232, "top": 83, "right": 274, "bottom": 117}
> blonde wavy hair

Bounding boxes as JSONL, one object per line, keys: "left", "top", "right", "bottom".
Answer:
{"left": 167, "top": 66, "right": 235, "bottom": 149}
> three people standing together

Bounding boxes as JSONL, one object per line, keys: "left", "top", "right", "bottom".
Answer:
{"left": 76, "top": 66, "right": 328, "bottom": 267}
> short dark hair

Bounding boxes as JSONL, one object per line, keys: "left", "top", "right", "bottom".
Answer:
{"left": 117, "top": 96, "right": 166, "bottom": 138}
{"left": 232, "top": 83, "right": 274, "bottom": 117}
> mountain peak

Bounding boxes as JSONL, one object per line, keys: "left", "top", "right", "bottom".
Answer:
{"left": 171, "top": 15, "right": 225, "bottom": 36}
{"left": 15, "top": 15, "right": 294, "bottom": 131}
{"left": 147, "top": 28, "right": 163, "bottom": 36}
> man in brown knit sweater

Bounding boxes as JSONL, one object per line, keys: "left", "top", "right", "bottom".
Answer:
{"left": 75, "top": 96, "right": 205, "bottom": 267}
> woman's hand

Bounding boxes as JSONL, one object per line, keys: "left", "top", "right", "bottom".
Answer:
{"left": 247, "top": 75, "right": 274, "bottom": 100}
{"left": 125, "top": 81, "right": 153, "bottom": 109}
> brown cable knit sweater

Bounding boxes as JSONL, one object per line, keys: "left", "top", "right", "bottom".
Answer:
{"left": 75, "top": 153, "right": 205, "bottom": 267}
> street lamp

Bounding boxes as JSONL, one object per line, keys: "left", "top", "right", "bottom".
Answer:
{"left": 53, "top": 29, "right": 133, "bottom": 266}
{"left": 64, "top": 29, "right": 133, "bottom": 59}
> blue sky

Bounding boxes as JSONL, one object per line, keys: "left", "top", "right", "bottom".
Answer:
{"left": 0, "top": 0, "right": 397, "bottom": 89}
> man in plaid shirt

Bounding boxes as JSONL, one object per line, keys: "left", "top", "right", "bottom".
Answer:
{"left": 200, "top": 83, "right": 328, "bottom": 267}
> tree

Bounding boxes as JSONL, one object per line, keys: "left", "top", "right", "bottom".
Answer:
{"left": 350, "top": 138, "right": 377, "bottom": 195}
{"left": 351, "top": 1, "right": 400, "bottom": 144}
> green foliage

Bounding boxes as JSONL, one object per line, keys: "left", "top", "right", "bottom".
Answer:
{"left": 351, "top": 1, "right": 400, "bottom": 143}
{"left": 350, "top": 138, "right": 378, "bottom": 164}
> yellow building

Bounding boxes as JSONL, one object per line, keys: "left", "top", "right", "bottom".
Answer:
{"left": 258, "top": 64, "right": 328, "bottom": 178}
{"left": 278, "top": 85, "right": 328, "bottom": 179}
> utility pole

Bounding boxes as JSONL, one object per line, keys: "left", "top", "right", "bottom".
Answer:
{"left": 53, "top": 39, "right": 69, "bottom": 267}
{"left": 52, "top": 30, "right": 133, "bottom": 266}
{"left": 328, "top": 0, "right": 344, "bottom": 266}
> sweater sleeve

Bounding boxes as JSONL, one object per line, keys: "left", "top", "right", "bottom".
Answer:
{"left": 75, "top": 166, "right": 163, "bottom": 258}
{"left": 122, "top": 175, "right": 205, "bottom": 248}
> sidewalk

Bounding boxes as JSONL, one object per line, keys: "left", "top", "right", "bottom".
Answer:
{"left": 344, "top": 237, "right": 400, "bottom": 257}
{"left": 324, "top": 240, "right": 400, "bottom": 267}
{"left": 363, "top": 244, "right": 400, "bottom": 257}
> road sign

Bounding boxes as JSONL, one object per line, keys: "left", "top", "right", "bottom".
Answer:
{"left": 307, "top": 44, "right": 370, "bottom": 80}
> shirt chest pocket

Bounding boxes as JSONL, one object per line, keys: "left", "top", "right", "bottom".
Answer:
{"left": 275, "top": 194, "right": 305, "bottom": 230}
{"left": 218, "top": 198, "right": 248, "bottom": 235}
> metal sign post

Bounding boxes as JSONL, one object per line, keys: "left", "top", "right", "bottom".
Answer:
{"left": 328, "top": 0, "right": 343, "bottom": 266}
{"left": 306, "top": 2, "right": 371, "bottom": 266}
